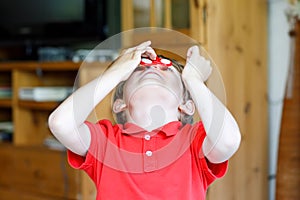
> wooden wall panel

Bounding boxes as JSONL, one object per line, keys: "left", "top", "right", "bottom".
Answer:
{"left": 206, "top": 1, "right": 268, "bottom": 200}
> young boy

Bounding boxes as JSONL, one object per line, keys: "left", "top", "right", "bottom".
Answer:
{"left": 48, "top": 41, "right": 241, "bottom": 199}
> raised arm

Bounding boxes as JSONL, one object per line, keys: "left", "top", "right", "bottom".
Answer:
{"left": 48, "top": 41, "right": 156, "bottom": 156}
{"left": 182, "top": 46, "right": 241, "bottom": 163}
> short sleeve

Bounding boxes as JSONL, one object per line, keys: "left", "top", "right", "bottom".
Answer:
{"left": 67, "top": 119, "right": 116, "bottom": 179}
{"left": 192, "top": 122, "right": 229, "bottom": 186}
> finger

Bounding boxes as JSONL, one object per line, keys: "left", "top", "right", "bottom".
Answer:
{"left": 187, "top": 45, "right": 199, "bottom": 58}
{"left": 142, "top": 47, "right": 157, "bottom": 60}
{"left": 191, "top": 45, "right": 200, "bottom": 56}
{"left": 135, "top": 41, "right": 152, "bottom": 52}
{"left": 133, "top": 49, "right": 143, "bottom": 60}
{"left": 121, "top": 41, "right": 151, "bottom": 55}
{"left": 122, "top": 41, "right": 154, "bottom": 62}
{"left": 121, "top": 47, "right": 135, "bottom": 55}
{"left": 186, "top": 47, "right": 193, "bottom": 58}
{"left": 136, "top": 40, "right": 151, "bottom": 49}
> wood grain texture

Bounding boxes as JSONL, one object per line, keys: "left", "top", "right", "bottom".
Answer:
{"left": 205, "top": 1, "right": 268, "bottom": 200}
{"left": 0, "top": 144, "right": 80, "bottom": 199}
{"left": 276, "top": 20, "right": 300, "bottom": 200}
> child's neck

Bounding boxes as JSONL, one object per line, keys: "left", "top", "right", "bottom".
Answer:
{"left": 124, "top": 86, "right": 181, "bottom": 131}
{"left": 126, "top": 103, "right": 179, "bottom": 132}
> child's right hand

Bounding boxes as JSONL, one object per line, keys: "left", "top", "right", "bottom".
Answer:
{"left": 110, "top": 41, "right": 157, "bottom": 81}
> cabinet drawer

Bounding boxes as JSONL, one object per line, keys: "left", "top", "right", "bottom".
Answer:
{"left": 0, "top": 144, "right": 80, "bottom": 199}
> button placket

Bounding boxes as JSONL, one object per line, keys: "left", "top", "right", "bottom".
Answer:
{"left": 143, "top": 133, "right": 156, "bottom": 172}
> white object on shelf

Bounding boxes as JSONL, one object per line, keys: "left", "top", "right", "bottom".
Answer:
{"left": 72, "top": 49, "right": 118, "bottom": 63}
{"left": 19, "top": 87, "right": 73, "bottom": 102}
{"left": 0, "top": 121, "right": 13, "bottom": 132}
{"left": 0, "top": 87, "right": 12, "bottom": 99}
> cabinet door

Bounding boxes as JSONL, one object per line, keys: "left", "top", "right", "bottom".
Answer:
{"left": 0, "top": 144, "right": 80, "bottom": 199}
{"left": 121, "top": 0, "right": 206, "bottom": 45}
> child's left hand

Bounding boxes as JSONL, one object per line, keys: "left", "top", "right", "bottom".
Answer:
{"left": 182, "top": 45, "right": 212, "bottom": 83}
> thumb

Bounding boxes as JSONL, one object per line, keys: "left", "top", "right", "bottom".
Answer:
{"left": 187, "top": 45, "right": 200, "bottom": 59}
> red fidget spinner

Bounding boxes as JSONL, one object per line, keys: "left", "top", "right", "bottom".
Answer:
{"left": 140, "top": 57, "right": 172, "bottom": 69}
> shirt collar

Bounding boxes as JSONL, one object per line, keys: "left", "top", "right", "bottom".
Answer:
{"left": 120, "top": 121, "right": 182, "bottom": 136}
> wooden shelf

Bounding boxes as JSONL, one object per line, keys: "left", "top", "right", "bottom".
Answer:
{"left": 0, "top": 60, "right": 98, "bottom": 199}
{"left": 0, "top": 99, "right": 12, "bottom": 108}
{"left": 18, "top": 100, "right": 61, "bottom": 111}
{"left": 0, "top": 61, "right": 81, "bottom": 71}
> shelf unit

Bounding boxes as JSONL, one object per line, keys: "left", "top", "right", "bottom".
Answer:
{"left": 12, "top": 62, "right": 78, "bottom": 146}
{"left": 0, "top": 68, "right": 12, "bottom": 123}
{"left": 0, "top": 61, "right": 98, "bottom": 199}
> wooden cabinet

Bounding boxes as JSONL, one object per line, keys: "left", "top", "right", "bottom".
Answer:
{"left": 0, "top": 62, "right": 79, "bottom": 146}
{"left": 121, "top": 0, "right": 208, "bottom": 45}
{"left": 0, "top": 61, "right": 97, "bottom": 199}
{"left": 0, "top": 144, "right": 79, "bottom": 200}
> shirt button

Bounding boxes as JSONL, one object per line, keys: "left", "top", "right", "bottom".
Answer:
{"left": 145, "top": 151, "right": 153, "bottom": 157}
{"left": 144, "top": 134, "right": 151, "bottom": 141}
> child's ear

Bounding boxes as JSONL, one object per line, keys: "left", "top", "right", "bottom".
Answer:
{"left": 178, "top": 100, "right": 195, "bottom": 116}
{"left": 112, "top": 99, "right": 127, "bottom": 113}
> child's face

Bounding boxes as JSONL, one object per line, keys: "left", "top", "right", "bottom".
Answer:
{"left": 123, "top": 64, "right": 184, "bottom": 107}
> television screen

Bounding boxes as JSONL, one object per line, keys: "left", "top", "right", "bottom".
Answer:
{"left": 0, "top": 0, "right": 106, "bottom": 43}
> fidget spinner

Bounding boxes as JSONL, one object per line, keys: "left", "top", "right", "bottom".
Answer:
{"left": 140, "top": 57, "right": 172, "bottom": 70}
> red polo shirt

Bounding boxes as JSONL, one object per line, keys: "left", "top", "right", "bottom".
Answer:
{"left": 68, "top": 120, "right": 228, "bottom": 200}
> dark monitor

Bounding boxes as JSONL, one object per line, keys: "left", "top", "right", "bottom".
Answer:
{"left": 0, "top": 0, "right": 107, "bottom": 46}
